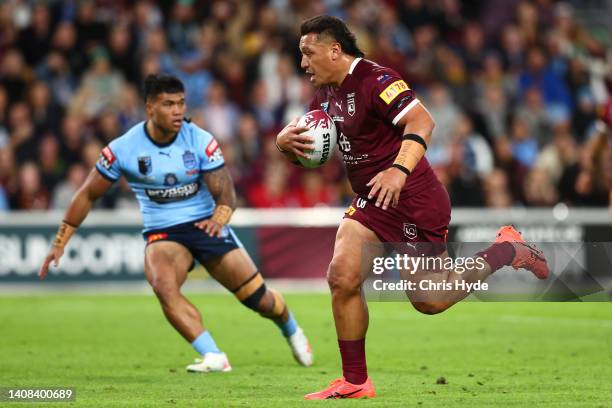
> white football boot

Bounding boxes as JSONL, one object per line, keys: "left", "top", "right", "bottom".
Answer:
{"left": 186, "top": 352, "right": 232, "bottom": 373}
{"left": 287, "top": 327, "right": 313, "bottom": 367}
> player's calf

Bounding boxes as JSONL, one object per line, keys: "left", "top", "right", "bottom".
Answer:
{"left": 411, "top": 301, "right": 453, "bottom": 315}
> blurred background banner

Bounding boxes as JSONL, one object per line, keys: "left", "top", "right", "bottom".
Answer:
{"left": 0, "top": 208, "right": 609, "bottom": 283}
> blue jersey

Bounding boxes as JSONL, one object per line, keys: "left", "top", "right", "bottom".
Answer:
{"left": 95, "top": 120, "right": 225, "bottom": 232}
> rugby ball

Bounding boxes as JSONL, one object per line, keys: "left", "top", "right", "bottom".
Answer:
{"left": 296, "top": 110, "right": 337, "bottom": 168}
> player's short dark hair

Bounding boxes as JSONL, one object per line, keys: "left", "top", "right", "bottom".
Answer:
{"left": 143, "top": 74, "right": 184, "bottom": 101}
{"left": 300, "top": 15, "right": 364, "bottom": 58}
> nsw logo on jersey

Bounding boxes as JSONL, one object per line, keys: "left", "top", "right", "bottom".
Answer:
{"left": 379, "top": 80, "right": 409, "bottom": 105}
{"left": 182, "top": 150, "right": 197, "bottom": 169}
{"left": 205, "top": 139, "right": 223, "bottom": 163}
{"left": 138, "top": 156, "right": 152, "bottom": 175}
{"left": 98, "top": 146, "right": 116, "bottom": 170}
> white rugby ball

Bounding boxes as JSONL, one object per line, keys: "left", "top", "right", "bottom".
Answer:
{"left": 296, "top": 110, "right": 337, "bottom": 168}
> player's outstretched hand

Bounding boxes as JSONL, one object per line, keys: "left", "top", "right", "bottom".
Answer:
{"left": 38, "top": 246, "right": 64, "bottom": 279}
{"left": 366, "top": 167, "right": 408, "bottom": 210}
{"left": 276, "top": 118, "right": 314, "bottom": 159}
{"left": 195, "top": 219, "right": 224, "bottom": 238}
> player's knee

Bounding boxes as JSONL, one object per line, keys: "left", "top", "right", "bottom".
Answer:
{"left": 258, "top": 288, "right": 287, "bottom": 319}
{"left": 327, "top": 258, "right": 361, "bottom": 296}
{"left": 234, "top": 273, "right": 286, "bottom": 318}
{"left": 150, "top": 278, "right": 180, "bottom": 303}
{"left": 411, "top": 301, "right": 449, "bottom": 315}
{"left": 240, "top": 283, "right": 267, "bottom": 312}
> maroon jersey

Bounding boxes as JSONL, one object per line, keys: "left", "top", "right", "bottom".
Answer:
{"left": 309, "top": 58, "right": 437, "bottom": 198}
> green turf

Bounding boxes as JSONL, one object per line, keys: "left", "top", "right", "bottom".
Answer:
{"left": 1, "top": 294, "right": 611, "bottom": 407}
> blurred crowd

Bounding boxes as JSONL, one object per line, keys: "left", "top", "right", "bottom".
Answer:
{"left": 0, "top": 0, "right": 610, "bottom": 212}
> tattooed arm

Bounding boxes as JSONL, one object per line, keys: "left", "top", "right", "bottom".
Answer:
{"left": 195, "top": 166, "right": 237, "bottom": 237}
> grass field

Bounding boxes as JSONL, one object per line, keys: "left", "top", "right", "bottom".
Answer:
{"left": 1, "top": 293, "right": 611, "bottom": 407}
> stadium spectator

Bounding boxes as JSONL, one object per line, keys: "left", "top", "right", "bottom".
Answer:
{"left": 52, "top": 163, "right": 86, "bottom": 210}
{"left": 68, "top": 47, "right": 125, "bottom": 119}
{"left": 12, "top": 162, "right": 49, "bottom": 210}
{"left": 0, "top": 0, "right": 608, "bottom": 210}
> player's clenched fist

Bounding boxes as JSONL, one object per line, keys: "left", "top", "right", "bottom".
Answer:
{"left": 366, "top": 167, "right": 408, "bottom": 210}
{"left": 275, "top": 118, "right": 314, "bottom": 159}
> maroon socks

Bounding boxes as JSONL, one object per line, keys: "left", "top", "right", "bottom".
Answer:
{"left": 338, "top": 338, "right": 368, "bottom": 385}
{"left": 476, "top": 242, "right": 515, "bottom": 271}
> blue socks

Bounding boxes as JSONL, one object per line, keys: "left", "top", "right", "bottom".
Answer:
{"left": 192, "top": 330, "right": 221, "bottom": 355}
{"left": 276, "top": 312, "right": 298, "bottom": 337}
{"left": 192, "top": 315, "right": 297, "bottom": 355}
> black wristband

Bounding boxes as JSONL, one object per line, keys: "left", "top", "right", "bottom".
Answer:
{"left": 401, "top": 133, "right": 427, "bottom": 150}
{"left": 62, "top": 219, "right": 78, "bottom": 228}
{"left": 392, "top": 164, "right": 411, "bottom": 176}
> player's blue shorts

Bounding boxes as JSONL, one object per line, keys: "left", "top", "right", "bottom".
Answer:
{"left": 143, "top": 217, "right": 243, "bottom": 270}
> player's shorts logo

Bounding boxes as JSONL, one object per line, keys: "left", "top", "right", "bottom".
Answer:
{"left": 147, "top": 233, "right": 168, "bottom": 244}
{"left": 182, "top": 150, "right": 196, "bottom": 169}
{"left": 403, "top": 223, "right": 418, "bottom": 240}
{"left": 356, "top": 197, "right": 367, "bottom": 209}
{"left": 138, "top": 156, "right": 152, "bottom": 175}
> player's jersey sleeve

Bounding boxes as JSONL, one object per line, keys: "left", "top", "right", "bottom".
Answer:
{"left": 193, "top": 124, "right": 225, "bottom": 173}
{"left": 368, "top": 70, "right": 419, "bottom": 126}
{"left": 95, "top": 143, "right": 122, "bottom": 182}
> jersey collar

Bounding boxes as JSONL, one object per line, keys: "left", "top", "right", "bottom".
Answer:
{"left": 143, "top": 121, "right": 179, "bottom": 148}
{"left": 335, "top": 58, "right": 362, "bottom": 92}
{"left": 348, "top": 57, "right": 362, "bottom": 75}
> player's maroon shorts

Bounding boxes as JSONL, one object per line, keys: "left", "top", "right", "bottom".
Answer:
{"left": 344, "top": 181, "right": 451, "bottom": 256}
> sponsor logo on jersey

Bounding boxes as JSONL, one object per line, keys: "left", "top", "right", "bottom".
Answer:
{"left": 376, "top": 74, "right": 392, "bottom": 83}
{"left": 138, "top": 156, "right": 152, "bottom": 175}
{"left": 347, "top": 92, "right": 356, "bottom": 116}
{"left": 403, "top": 223, "right": 418, "bottom": 240}
{"left": 338, "top": 132, "right": 351, "bottom": 152}
{"left": 145, "top": 182, "right": 199, "bottom": 204}
{"left": 205, "top": 139, "right": 223, "bottom": 162}
{"left": 320, "top": 101, "right": 329, "bottom": 112}
{"left": 332, "top": 115, "right": 344, "bottom": 122}
{"left": 98, "top": 146, "right": 116, "bottom": 170}
{"left": 147, "top": 233, "right": 168, "bottom": 244}
{"left": 379, "top": 80, "right": 409, "bottom": 105}
{"left": 206, "top": 139, "right": 219, "bottom": 157}
{"left": 335, "top": 101, "right": 343, "bottom": 111}
{"left": 393, "top": 95, "right": 414, "bottom": 111}
{"left": 182, "top": 150, "right": 196, "bottom": 169}
{"left": 163, "top": 173, "right": 178, "bottom": 186}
